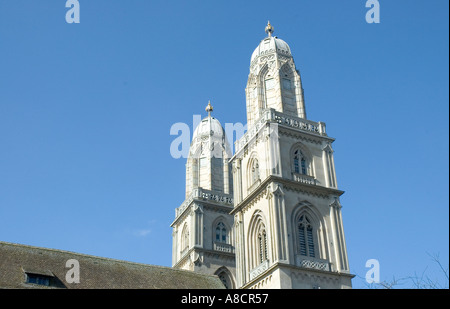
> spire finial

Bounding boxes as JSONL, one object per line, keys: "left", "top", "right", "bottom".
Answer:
{"left": 265, "top": 20, "right": 274, "bottom": 37}
{"left": 206, "top": 100, "right": 213, "bottom": 117}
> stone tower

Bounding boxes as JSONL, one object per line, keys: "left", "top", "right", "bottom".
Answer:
{"left": 230, "top": 22, "right": 353, "bottom": 289}
{"left": 171, "top": 102, "right": 237, "bottom": 288}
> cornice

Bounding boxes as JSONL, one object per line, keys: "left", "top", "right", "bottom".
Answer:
{"left": 241, "top": 261, "right": 355, "bottom": 289}
{"left": 173, "top": 247, "right": 236, "bottom": 270}
{"left": 231, "top": 109, "right": 335, "bottom": 162}
{"left": 278, "top": 125, "right": 335, "bottom": 145}
{"left": 231, "top": 175, "right": 344, "bottom": 215}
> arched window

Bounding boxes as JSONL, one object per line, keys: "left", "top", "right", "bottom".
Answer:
{"left": 215, "top": 268, "right": 234, "bottom": 289}
{"left": 181, "top": 224, "right": 189, "bottom": 253}
{"left": 293, "top": 149, "right": 308, "bottom": 175}
{"left": 248, "top": 211, "right": 269, "bottom": 271}
{"left": 218, "top": 273, "right": 230, "bottom": 289}
{"left": 215, "top": 222, "right": 228, "bottom": 243}
{"left": 251, "top": 159, "right": 260, "bottom": 184}
{"left": 298, "top": 215, "right": 315, "bottom": 258}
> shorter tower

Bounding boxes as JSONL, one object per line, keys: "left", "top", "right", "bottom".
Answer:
{"left": 171, "top": 102, "right": 236, "bottom": 288}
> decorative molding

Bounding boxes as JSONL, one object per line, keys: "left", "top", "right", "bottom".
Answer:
{"left": 295, "top": 255, "right": 331, "bottom": 272}
{"left": 213, "top": 242, "right": 235, "bottom": 254}
{"left": 323, "top": 143, "right": 334, "bottom": 153}
{"left": 283, "top": 183, "right": 329, "bottom": 199}
{"left": 248, "top": 179, "right": 261, "bottom": 194}
{"left": 233, "top": 108, "right": 331, "bottom": 156}
{"left": 271, "top": 182, "right": 284, "bottom": 197}
{"left": 330, "top": 197, "right": 342, "bottom": 209}
{"left": 292, "top": 173, "right": 317, "bottom": 186}
{"left": 249, "top": 260, "right": 270, "bottom": 281}
{"left": 190, "top": 251, "right": 203, "bottom": 267}
{"left": 231, "top": 175, "right": 344, "bottom": 215}
{"left": 172, "top": 188, "right": 234, "bottom": 225}
{"left": 278, "top": 129, "right": 324, "bottom": 145}
{"left": 238, "top": 183, "right": 270, "bottom": 216}
{"left": 249, "top": 274, "right": 273, "bottom": 289}
{"left": 193, "top": 204, "right": 203, "bottom": 214}
{"left": 202, "top": 203, "right": 234, "bottom": 215}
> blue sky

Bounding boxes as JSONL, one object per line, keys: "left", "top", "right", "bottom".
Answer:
{"left": 0, "top": 1, "right": 448, "bottom": 288}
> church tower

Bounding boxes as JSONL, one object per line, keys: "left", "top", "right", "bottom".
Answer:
{"left": 171, "top": 102, "right": 237, "bottom": 289}
{"left": 230, "top": 22, "right": 353, "bottom": 289}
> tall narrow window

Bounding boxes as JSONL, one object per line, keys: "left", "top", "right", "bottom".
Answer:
{"left": 301, "top": 157, "right": 307, "bottom": 175}
{"left": 215, "top": 222, "right": 227, "bottom": 243}
{"left": 307, "top": 226, "right": 315, "bottom": 258}
{"left": 298, "top": 225, "right": 307, "bottom": 256}
{"left": 265, "top": 78, "right": 275, "bottom": 90}
{"left": 282, "top": 78, "right": 292, "bottom": 90}
{"left": 258, "top": 228, "right": 268, "bottom": 263}
{"left": 294, "top": 149, "right": 308, "bottom": 175}
{"left": 181, "top": 224, "right": 189, "bottom": 253}
{"left": 251, "top": 159, "right": 260, "bottom": 184}
{"left": 298, "top": 215, "right": 315, "bottom": 258}
{"left": 294, "top": 153, "right": 300, "bottom": 174}
{"left": 250, "top": 212, "right": 269, "bottom": 271}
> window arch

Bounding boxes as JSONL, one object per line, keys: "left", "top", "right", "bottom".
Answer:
{"left": 291, "top": 144, "right": 312, "bottom": 177}
{"left": 251, "top": 159, "right": 260, "bottom": 184}
{"left": 293, "top": 149, "right": 309, "bottom": 175}
{"left": 215, "top": 222, "right": 228, "bottom": 244}
{"left": 215, "top": 267, "right": 235, "bottom": 289}
{"left": 181, "top": 224, "right": 189, "bottom": 253}
{"left": 218, "top": 273, "right": 231, "bottom": 289}
{"left": 258, "top": 64, "right": 269, "bottom": 110}
{"left": 248, "top": 211, "right": 269, "bottom": 270}
{"left": 292, "top": 203, "right": 329, "bottom": 262}
{"left": 297, "top": 214, "right": 315, "bottom": 258}
{"left": 247, "top": 155, "right": 261, "bottom": 190}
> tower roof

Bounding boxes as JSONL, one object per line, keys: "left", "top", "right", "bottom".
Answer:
{"left": 192, "top": 101, "right": 225, "bottom": 142}
{"left": 250, "top": 22, "right": 292, "bottom": 64}
{"left": 192, "top": 115, "right": 225, "bottom": 141}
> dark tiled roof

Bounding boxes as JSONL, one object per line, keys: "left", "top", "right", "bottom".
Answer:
{"left": 0, "top": 241, "right": 225, "bottom": 289}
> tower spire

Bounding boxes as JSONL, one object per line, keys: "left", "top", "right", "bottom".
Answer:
{"left": 265, "top": 20, "right": 274, "bottom": 37}
{"left": 206, "top": 100, "right": 214, "bottom": 117}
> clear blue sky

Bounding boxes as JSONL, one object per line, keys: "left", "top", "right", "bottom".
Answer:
{"left": 0, "top": 1, "right": 448, "bottom": 288}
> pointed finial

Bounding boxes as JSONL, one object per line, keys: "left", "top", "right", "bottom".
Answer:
{"left": 265, "top": 20, "right": 274, "bottom": 37}
{"left": 205, "top": 100, "right": 213, "bottom": 117}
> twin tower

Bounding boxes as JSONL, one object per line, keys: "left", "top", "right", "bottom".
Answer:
{"left": 170, "top": 22, "right": 353, "bottom": 289}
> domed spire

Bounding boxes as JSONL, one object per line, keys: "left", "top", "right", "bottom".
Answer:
{"left": 265, "top": 20, "right": 274, "bottom": 37}
{"left": 247, "top": 22, "right": 307, "bottom": 125}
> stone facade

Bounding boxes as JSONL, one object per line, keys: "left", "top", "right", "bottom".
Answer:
{"left": 172, "top": 22, "right": 354, "bottom": 289}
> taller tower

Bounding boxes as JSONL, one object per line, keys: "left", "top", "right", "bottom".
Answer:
{"left": 246, "top": 21, "right": 307, "bottom": 127}
{"left": 230, "top": 22, "right": 353, "bottom": 289}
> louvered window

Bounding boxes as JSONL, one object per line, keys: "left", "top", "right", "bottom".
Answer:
{"left": 298, "top": 226, "right": 307, "bottom": 256}
{"left": 307, "top": 226, "right": 315, "bottom": 258}
{"left": 258, "top": 229, "right": 268, "bottom": 264}
{"left": 298, "top": 215, "right": 315, "bottom": 257}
